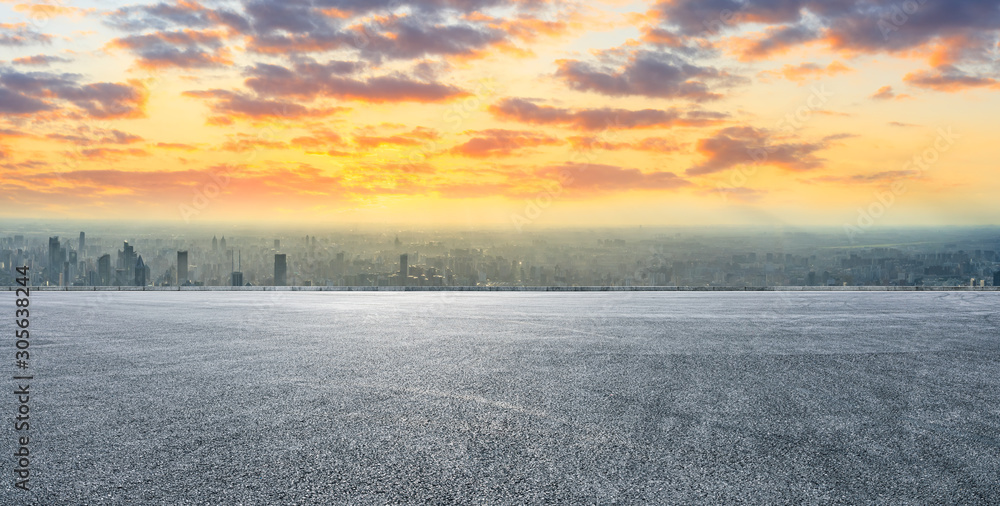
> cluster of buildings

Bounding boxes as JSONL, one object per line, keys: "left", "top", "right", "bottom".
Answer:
{"left": 1, "top": 228, "right": 999, "bottom": 288}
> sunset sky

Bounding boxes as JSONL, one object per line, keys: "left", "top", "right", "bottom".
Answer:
{"left": 1, "top": 0, "right": 998, "bottom": 228}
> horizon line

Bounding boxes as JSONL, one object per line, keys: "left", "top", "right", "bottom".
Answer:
{"left": 8, "top": 286, "right": 999, "bottom": 292}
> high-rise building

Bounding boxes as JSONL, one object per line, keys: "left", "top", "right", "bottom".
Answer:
{"left": 274, "top": 254, "right": 287, "bottom": 286}
{"left": 220, "top": 236, "right": 227, "bottom": 251}
{"left": 212, "top": 235, "right": 218, "bottom": 252}
{"left": 274, "top": 239, "right": 280, "bottom": 250}
{"left": 399, "top": 253, "right": 408, "bottom": 285}
{"left": 334, "top": 251, "right": 345, "bottom": 275}
{"left": 48, "top": 236, "right": 60, "bottom": 284}
{"left": 122, "top": 241, "right": 135, "bottom": 281}
{"left": 177, "top": 250, "right": 189, "bottom": 285}
{"left": 78, "top": 232, "right": 85, "bottom": 255}
{"left": 231, "top": 249, "right": 242, "bottom": 286}
{"left": 994, "top": 271, "right": 1000, "bottom": 287}
{"left": 135, "top": 255, "right": 146, "bottom": 286}
{"left": 98, "top": 254, "right": 111, "bottom": 286}
{"left": 68, "top": 250, "right": 77, "bottom": 284}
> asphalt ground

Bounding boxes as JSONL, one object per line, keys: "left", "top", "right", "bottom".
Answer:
{"left": 3, "top": 291, "right": 999, "bottom": 504}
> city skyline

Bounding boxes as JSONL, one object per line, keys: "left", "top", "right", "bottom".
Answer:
{"left": 4, "top": 224, "right": 1000, "bottom": 288}
{"left": 1, "top": 1, "right": 998, "bottom": 227}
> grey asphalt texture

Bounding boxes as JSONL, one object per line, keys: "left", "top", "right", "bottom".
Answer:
{"left": 4, "top": 291, "right": 1000, "bottom": 504}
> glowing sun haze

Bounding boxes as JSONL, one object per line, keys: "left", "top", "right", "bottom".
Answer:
{"left": 1, "top": 0, "right": 998, "bottom": 227}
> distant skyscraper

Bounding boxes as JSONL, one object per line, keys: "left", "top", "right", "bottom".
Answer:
{"left": 98, "top": 254, "right": 111, "bottom": 286}
{"left": 274, "top": 254, "right": 287, "bottom": 286}
{"left": 48, "top": 236, "right": 60, "bottom": 284}
{"left": 135, "top": 255, "right": 146, "bottom": 286}
{"left": 274, "top": 239, "right": 280, "bottom": 250}
{"left": 212, "top": 235, "right": 218, "bottom": 252}
{"left": 231, "top": 249, "right": 242, "bottom": 286}
{"left": 220, "top": 236, "right": 227, "bottom": 251}
{"left": 122, "top": 242, "right": 136, "bottom": 281}
{"left": 177, "top": 250, "right": 189, "bottom": 285}
{"left": 399, "top": 253, "right": 408, "bottom": 285}
{"left": 994, "top": 271, "right": 1000, "bottom": 287}
{"left": 68, "top": 251, "right": 77, "bottom": 283}
{"left": 78, "top": 232, "right": 85, "bottom": 255}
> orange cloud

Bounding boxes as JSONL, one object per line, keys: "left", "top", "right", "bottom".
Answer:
{"left": 449, "top": 129, "right": 561, "bottom": 157}
{"left": 535, "top": 163, "right": 692, "bottom": 195}
{"left": 106, "top": 29, "right": 233, "bottom": 69}
{"left": 758, "top": 61, "right": 852, "bottom": 83}
{"left": 870, "top": 85, "right": 912, "bottom": 101}
{"left": 567, "top": 136, "right": 682, "bottom": 152}
{"left": 182, "top": 89, "right": 348, "bottom": 122}
{"left": 155, "top": 142, "right": 198, "bottom": 151}
{"left": 355, "top": 127, "right": 439, "bottom": 150}
{"left": 903, "top": 66, "right": 1000, "bottom": 92}
{"left": 218, "top": 134, "right": 286, "bottom": 152}
{"left": 489, "top": 98, "right": 727, "bottom": 131}
{"left": 72, "top": 147, "right": 150, "bottom": 161}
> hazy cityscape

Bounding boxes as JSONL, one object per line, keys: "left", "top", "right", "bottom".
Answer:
{"left": 3, "top": 223, "right": 999, "bottom": 288}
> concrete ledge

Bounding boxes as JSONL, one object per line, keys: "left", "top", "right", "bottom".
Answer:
{"left": 5, "top": 285, "right": 1000, "bottom": 292}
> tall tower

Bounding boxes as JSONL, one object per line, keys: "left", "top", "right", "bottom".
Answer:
{"left": 135, "top": 255, "right": 146, "bottom": 286}
{"left": 274, "top": 254, "right": 287, "bottom": 286}
{"left": 231, "top": 249, "right": 243, "bottom": 286}
{"left": 399, "top": 253, "right": 408, "bottom": 286}
{"left": 177, "top": 250, "right": 189, "bottom": 285}
{"left": 78, "top": 232, "right": 85, "bottom": 255}
{"left": 122, "top": 242, "right": 135, "bottom": 280}
{"left": 212, "top": 235, "right": 218, "bottom": 252}
{"left": 47, "top": 236, "right": 60, "bottom": 284}
{"left": 98, "top": 254, "right": 111, "bottom": 286}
